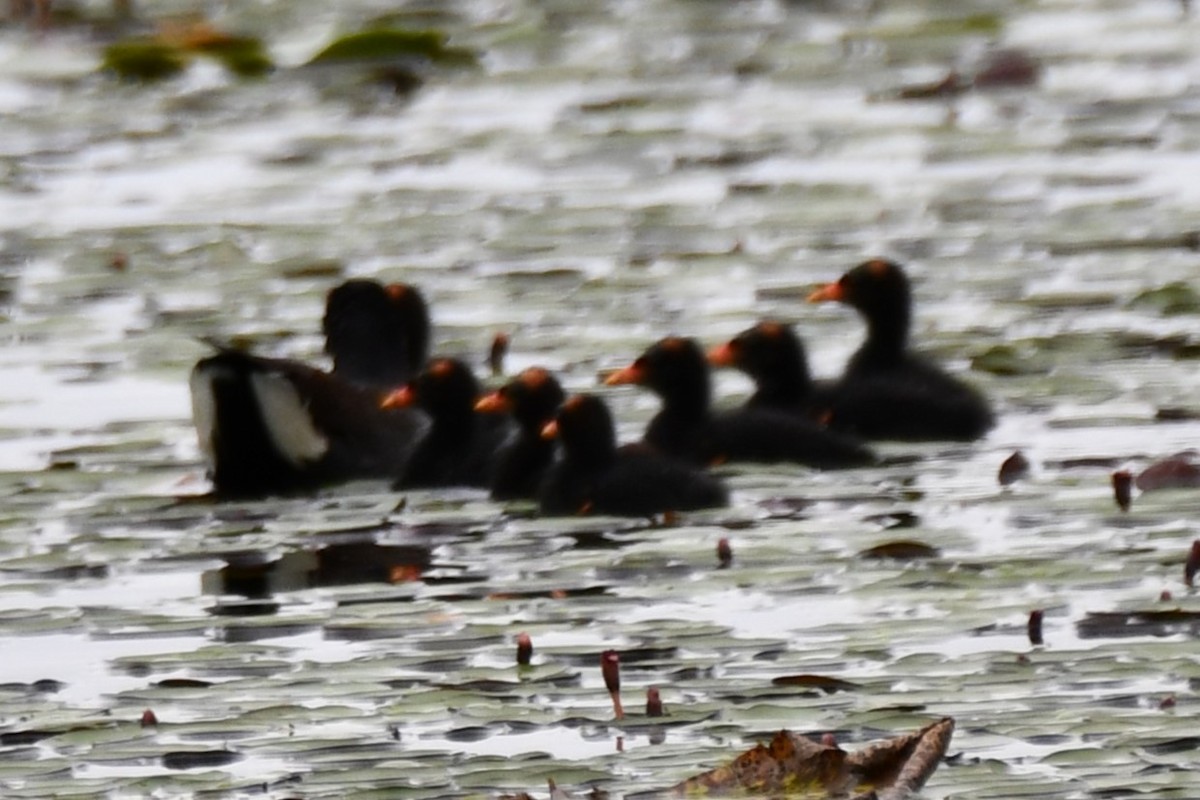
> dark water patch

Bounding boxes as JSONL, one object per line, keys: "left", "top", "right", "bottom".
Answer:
{"left": 1076, "top": 610, "right": 1200, "bottom": 639}
{"left": 858, "top": 540, "right": 941, "bottom": 561}
{"left": 0, "top": 678, "right": 66, "bottom": 694}
{"left": 216, "top": 621, "right": 322, "bottom": 642}
{"left": 154, "top": 678, "right": 214, "bottom": 689}
{"left": 201, "top": 541, "right": 434, "bottom": 598}
{"left": 161, "top": 748, "right": 243, "bottom": 770}
{"left": 207, "top": 601, "right": 281, "bottom": 617}
{"left": 0, "top": 729, "right": 65, "bottom": 746}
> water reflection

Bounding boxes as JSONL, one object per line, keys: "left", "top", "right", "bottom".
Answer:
{"left": 200, "top": 540, "right": 433, "bottom": 599}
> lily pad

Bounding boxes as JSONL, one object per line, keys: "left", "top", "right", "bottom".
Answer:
{"left": 1129, "top": 282, "right": 1200, "bottom": 316}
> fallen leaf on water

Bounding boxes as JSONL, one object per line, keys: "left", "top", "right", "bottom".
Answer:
{"left": 660, "top": 717, "right": 954, "bottom": 799}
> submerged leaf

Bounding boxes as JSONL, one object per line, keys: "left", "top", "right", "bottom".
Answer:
{"left": 1129, "top": 281, "right": 1200, "bottom": 316}
{"left": 308, "top": 28, "right": 478, "bottom": 68}
{"left": 101, "top": 40, "right": 188, "bottom": 82}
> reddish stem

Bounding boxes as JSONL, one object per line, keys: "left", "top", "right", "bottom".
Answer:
{"left": 516, "top": 632, "right": 533, "bottom": 666}
{"left": 1027, "top": 609, "right": 1044, "bottom": 646}
{"left": 601, "top": 649, "right": 623, "bottom": 720}
{"left": 1185, "top": 540, "right": 1200, "bottom": 588}
{"left": 1112, "top": 470, "right": 1132, "bottom": 512}
{"left": 645, "top": 686, "right": 663, "bottom": 717}
{"left": 716, "top": 537, "right": 733, "bottom": 568}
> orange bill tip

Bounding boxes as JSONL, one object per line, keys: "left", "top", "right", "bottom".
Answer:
{"left": 474, "top": 391, "right": 510, "bottom": 414}
{"left": 806, "top": 282, "right": 844, "bottom": 303}
{"left": 380, "top": 386, "right": 416, "bottom": 409}
{"left": 707, "top": 342, "right": 737, "bottom": 367}
{"left": 603, "top": 363, "right": 645, "bottom": 386}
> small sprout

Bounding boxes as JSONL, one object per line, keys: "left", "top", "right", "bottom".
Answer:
{"left": 516, "top": 632, "right": 532, "bottom": 666}
{"left": 489, "top": 332, "right": 509, "bottom": 377}
{"left": 1027, "top": 609, "right": 1044, "bottom": 646}
{"left": 1161, "top": 590, "right": 1174, "bottom": 602}
{"left": 1185, "top": 540, "right": 1200, "bottom": 588}
{"left": 1112, "top": 470, "right": 1132, "bottom": 512}
{"left": 109, "top": 252, "right": 128, "bottom": 272}
{"left": 716, "top": 537, "right": 732, "bottom": 568}
{"left": 140, "top": 709, "right": 158, "bottom": 728}
{"left": 1160, "top": 694, "right": 1177, "bottom": 710}
{"left": 601, "top": 649, "right": 623, "bottom": 720}
{"left": 998, "top": 450, "right": 1030, "bottom": 486}
{"left": 645, "top": 686, "right": 663, "bottom": 718}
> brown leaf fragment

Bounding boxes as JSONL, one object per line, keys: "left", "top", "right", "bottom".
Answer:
{"left": 1136, "top": 452, "right": 1200, "bottom": 491}
{"left": 858, "top": 540, "right": 940, "bottom": 561}
{"left": 662, "top": 717, "right": 953, "bottom": 799}
{"left": 846, "top": 717, "right": 955, "bottom": 800}
{"left": 665, "top": 730, "right": 850, "bottom": 797}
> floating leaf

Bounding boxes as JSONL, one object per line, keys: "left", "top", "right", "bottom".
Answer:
{"left": 970, "top": 344, "right": 1049, "bottom": 376}
{"left": 192, "top": 36, "right": 274, "bottom": 78}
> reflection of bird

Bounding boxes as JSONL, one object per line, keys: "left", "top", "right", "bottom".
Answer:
{"left": 190, "top": 280, "right": 430, "bottom": 498}
{"left": 384, "top": 358, "right": 512, "bottom": 489}
{"left": 808, "top": 259, "right": 994, "bottom": 441}
{"left": 538, "top": 394, "right": 728, "bottom": 517}
{"left": 607, "top": 336, "right": 875, "bottom": 469}
{"left": 475, "top": 367, "right": 566, "bottom": 501}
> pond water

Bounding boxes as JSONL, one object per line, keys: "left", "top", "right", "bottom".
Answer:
{"left": 3, "top": 0, "right": 1200, "bottom": 797}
